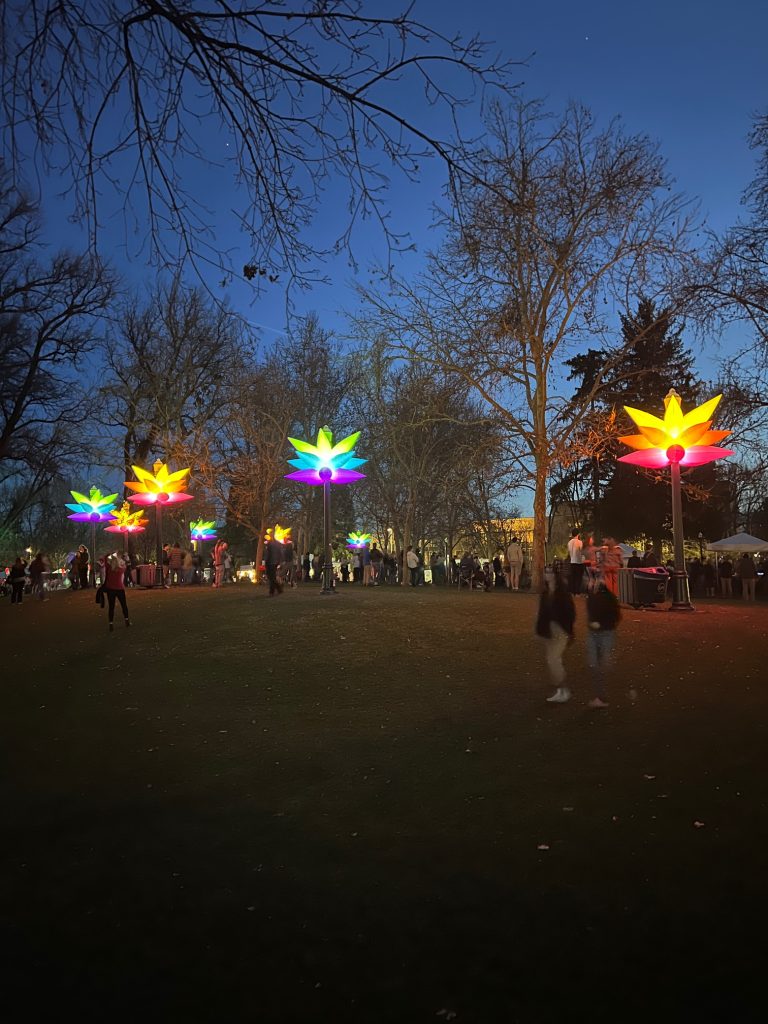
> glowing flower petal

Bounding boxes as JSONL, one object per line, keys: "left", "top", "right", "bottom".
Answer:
{"left": 680, "top": 394, "right": 722, "bottom": 430}
{"left": 679, "top": 446, "right": 735, "bottom": 467}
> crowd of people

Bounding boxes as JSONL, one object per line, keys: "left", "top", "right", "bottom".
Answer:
{"left": 561, "top": 528, "right": 765, "bottom": 601}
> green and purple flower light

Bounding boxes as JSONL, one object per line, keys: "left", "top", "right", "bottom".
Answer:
{"left": 190, "top": 519, "right": 218, "bottom": 542}
{"left": 285, "top": 427, "right": 366, "bottom": 485}
{"left": 346, "top": 531, "right": 371, "bottom": 550}
{"left": 66, "top": 486, "right": 119, "bottom": 523}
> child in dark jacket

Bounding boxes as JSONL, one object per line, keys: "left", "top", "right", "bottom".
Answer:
{"left": 585, "top": 583, "right": 621, "bottom": 708}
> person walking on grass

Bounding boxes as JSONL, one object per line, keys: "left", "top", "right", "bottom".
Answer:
{"left": 536, "top": 575, "right": 576, "bottom": 704}
{"left": 585, "top": 583, "right": 621, "bottom": 709}
{"left": 264, "top": 533, "right": 284, "bottom": 597}
{"left": 102, "top": 552, "right": 131, "bottom": 631}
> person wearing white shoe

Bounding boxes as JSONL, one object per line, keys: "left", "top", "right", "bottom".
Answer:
{"left": 536, "top": 575, "right": 576, "bottom": 703}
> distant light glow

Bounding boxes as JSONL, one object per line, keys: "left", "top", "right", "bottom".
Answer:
{"left": 125, "top": 461, "right": 194, "bottom": 505}
{"left": 66, "top": 487, "right": 119, "bottom": 522}
{"left": 105, "top": 501, "right": 149, "bottom": 534}
{"left": 618, "top": 391, "right": 734, "bottom": 469}
{"left": 285, "top": 426, "right": 366, "bottom": 485}
{"left": 346, "top": 531, "right": 372, "bottom": 549}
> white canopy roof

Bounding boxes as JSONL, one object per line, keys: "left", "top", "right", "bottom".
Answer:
{"left": 706, "top": 532, "right": 768, "bottom": 553}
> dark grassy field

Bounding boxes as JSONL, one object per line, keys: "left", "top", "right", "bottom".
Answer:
{"left": 2, "top": 582, "right": 767, "bottom": 1022}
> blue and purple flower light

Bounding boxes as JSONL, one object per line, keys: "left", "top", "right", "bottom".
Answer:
{"left": 66, "top": 487, "right": 119, "bottom": 523}
{"left": 285, "top": 427, "right": 366, "bottom": 485}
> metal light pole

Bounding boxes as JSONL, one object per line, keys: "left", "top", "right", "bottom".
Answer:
{"left": 319, "top": 466, "right": 336, "bottom": 595}
{"left": 668, "top": 446, "right": 693, "bottom": 610}
{"left": 154, "top": 498, "right": 165, "bottom": 587}
{"left": 698, "top": 532, "right": 704, "bottom": 560}
{"left": 90, "top": 518, "right": 98, "bottom": 587}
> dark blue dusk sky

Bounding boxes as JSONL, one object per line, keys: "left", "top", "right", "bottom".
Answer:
{"left": 34, "top": 0, "right": 768, "bottom": 360}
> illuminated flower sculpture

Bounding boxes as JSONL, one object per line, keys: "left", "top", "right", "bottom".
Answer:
{"left": 124, "top": 461, "right": 194, "bottom": 505}
{"left": 125, "top": 460, "right": 194, "bottom": 587}
{"left": 265, "top": 523, "right": 292, "bottom": 544}
{"left": 286, "top": 427, "right": 366, "bottom": 485}
{"left": 618, "top": 390, "right": 734, "bottom": 609}
{"left": 66, "top": 487, "right": 119, "bottom": 523}
{"left": 286, "top": 426, "right": 366, "bottom": 594}
{"left": 190, "top": 519, "right": 218, "bottom": 543}
{"left": 618, "top": 391, "right": 733, "bottom": 470}
{"left": 66, "top": 486, "right": 119, "bottom": 586}
{"left": 105, "top": 501, "right": 149, "bottom": 535}
{"left": 346, "top": 532, "right": 371, "bottom": 550}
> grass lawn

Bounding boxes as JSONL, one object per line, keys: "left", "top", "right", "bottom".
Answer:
{"left": 2, "top": 582, "right": 767, "bottom": 1022}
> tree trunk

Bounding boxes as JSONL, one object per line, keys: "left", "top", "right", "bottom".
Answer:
{"left": 532, "top": 457, "right": 548, "bottom": 591}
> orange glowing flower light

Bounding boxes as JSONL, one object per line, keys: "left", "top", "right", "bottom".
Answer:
{"left": 105, "top": 501, "right": 149, "bottom": 534}
{"left": 125, "top": 460, "right": 194, "bottom": 505}
{"left": 618, "top": 390, "right": 734, "bottom": 469}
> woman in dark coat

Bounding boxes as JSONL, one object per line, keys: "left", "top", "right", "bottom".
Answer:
{"left": 77, "top": 545, "right": 90, "bottom": 588}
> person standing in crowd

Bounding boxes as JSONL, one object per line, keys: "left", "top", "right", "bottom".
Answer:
{"left": 162, "top": 543, "right": 171, "bottom": 585}
{"left": 29, "top": 551, "right": 49, "bottom": 601}
{"left": 340, "top": 553, "right": 350, "bottom": 584}
{"left": 362, "top": 543, "right": 373, "bottom": 586}
{"left": 601, "top": 537, "right": 623, "bottom": 596}
{"left": 537, "top": 576, "right": 576, "bottom": 704}
{"left": 351, "top": 551, "right": 360, "bottom": 583}
{"left": 282, "top": 535, "right": 296, "bottom": 587}
{"left": 302, "top": 552, "right": 311, "bottom": 582}
{"left": 567, "top": 528, "right": 584, "bottom": 595}
{"left": 739, "top": 553, "right": 757, "bottom": 601}
{"left": 182, "top": 547, "right": 194, "bottom": 584}
{"left": 212, "top": 539, "right": 228, "bottom": 588}
{"left": 627, "top": 549, "right": 642, "bottom": 569}
{"left": 406, "top": 545, "right": 419, "bottom": 587}
{"left": 642, "top": 543, "right": 659, "bottom": 567}
{"left": 77, "top": 545, "right": 90, "bottom": 589}
{"left": 703, "top": 558, "right": 717, "bottom": 597}
{"left": 168, "top": 542, "right": 184, "bottom": 585}
{"left": 264, "top": 532, "right": 284, "bottom": 597}
{"left": 102, "top": 551, "right": 131, "bottom": 631}
{"left": 506, "top": 536, "right": 524, "bottom": 591}
{"left": 718, "top": 555, "right": 733, "bottom": 597}
{"left": 585, "top": 583, "right": 621, "bottom": 709}
{"left": 9, "top": 557, "right": 26, "bottom": 604}
{"left": 369, "top": 542, "right": 383, "bottom": 584}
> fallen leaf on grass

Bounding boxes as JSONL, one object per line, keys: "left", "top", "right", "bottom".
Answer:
{"left": 693, "top": 821, "right": 706, "bottom": 828}
{"left": 537, "top": 843, "right": 550, "bottom": 851}
{"left": 643, "top": 774, "right": 656, "bottom": 780}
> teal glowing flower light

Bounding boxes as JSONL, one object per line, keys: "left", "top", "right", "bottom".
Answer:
{"left": 285, "top": 427, "right": 366, "bottom": 485}
{"left": 347, "top": 532, "right": 371, "bottom": 549}
{"left": 66, "top": 486, "right": 119, "bottom": 522}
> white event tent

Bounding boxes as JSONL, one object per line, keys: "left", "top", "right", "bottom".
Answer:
{"left": 706, "top": 533, "right": 768, "bottom": 554}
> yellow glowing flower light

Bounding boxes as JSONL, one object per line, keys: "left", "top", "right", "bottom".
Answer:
{"left": 125, "top": 461, "right": 194, "bottom": 505}
{"left": 265, "top": 523, "right": 292, "bottom": 544}
{"left": 105, "top": 501, "right": 149, "bottom": 534}
{"left": 618, "top": 391, "right": 734, "bottom": 469}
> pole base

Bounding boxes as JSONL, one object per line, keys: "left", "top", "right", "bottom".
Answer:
{"left": 669, "top": 571, "right": 695, "bottom": 611}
